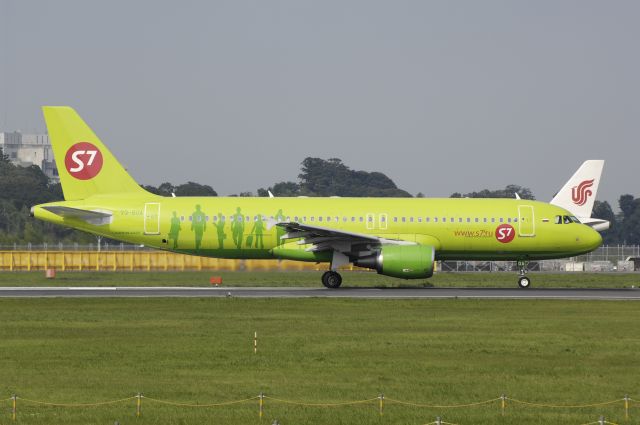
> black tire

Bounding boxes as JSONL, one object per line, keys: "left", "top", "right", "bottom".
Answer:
{"left": 518, "top": 276, "right": 531, "bottom": 289}
{"left": 321, "top": 271, "right": 342, "bottom": 289}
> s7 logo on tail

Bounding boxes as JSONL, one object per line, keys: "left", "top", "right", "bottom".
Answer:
{"left": 64, "top": 142, "right": 104, "bottom": 180}
{"left": 571, "top": 179, "right": 594, "bottom": 206}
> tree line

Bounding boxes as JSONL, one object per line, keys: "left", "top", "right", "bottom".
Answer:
{"left": 0, "top": 149, "right": 637, "bottom": 245}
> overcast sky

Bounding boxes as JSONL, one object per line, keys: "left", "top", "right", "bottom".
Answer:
{"left": 1, "top": 1, "right": 638, "bottom": 207}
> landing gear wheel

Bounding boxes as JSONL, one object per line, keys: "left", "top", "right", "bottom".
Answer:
{"left": 518, "top": 276, "right": 531, "bottom": 289}
{"left": 321, "top": 271, "right": 343, "bottom": 289}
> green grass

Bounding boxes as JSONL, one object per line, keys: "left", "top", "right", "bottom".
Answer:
{"left": 0, "top": 270, "right": 639, "bottom": 288}
{"left": 0, "top": 297, "right": 638, "bottom": 424}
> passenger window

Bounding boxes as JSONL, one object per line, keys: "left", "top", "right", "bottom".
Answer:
{"left": 359, "top": 217, "right": 364, "bottom": 222}
{"left": 426, "top": 217, "right": 430, "bottom": 222}
{"left": 381, "top": 216, "right": 386, "bottom": 222}
{"left": 499, "top": 218, "right": 504, "bottom": 223}
{"left": 483, "top": 218, "right": 487, "bottom": 223}
{"left": 311, "top": 216, "right": 315, "bottom": 222}
{"left": 351, "top": 217, "right": 355, "bottom": 222}
{"left": 418, "top": 217, "right": 422, "bottom": 222}
{"left": 474, "top": 218, "right": 479, "bottom": 223}
{"left": 434, "top": 217, "right": 438, "bottom": 222}
{"left": 402, "top": 217, "right": 406, "bottom": 222}
{"left": 343, "top": 217, "right": 347, "bottom": 222}
{"left": 319, "top": 217, "right": 323, "bottom": 222}
{"left": 491, "top": 218, "right": 495, "bottom": 223}
{"left": 467, "top": 218, "right": 471, "bottom": 223}
{"left": 458, "top": 218, "right": 462, "bottom": 223}
{"left": 410, "top": 217, "right": 414, "bottom": 223}
{"left": 327, "top": 217, "right": 331, "bottom": 222}
{"left": 394, "top": 217, "right": 398, "bottom": 222}
{"left": 507, "top": 218, "right": 511, "bottom": 223}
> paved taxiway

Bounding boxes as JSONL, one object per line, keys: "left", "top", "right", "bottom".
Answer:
{"left": 0, "top": 287, "right": 638, "bottom": 300}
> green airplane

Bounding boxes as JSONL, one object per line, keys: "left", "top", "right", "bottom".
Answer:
{"left": 31, "top": 107, "right": 605, "bottom": 288}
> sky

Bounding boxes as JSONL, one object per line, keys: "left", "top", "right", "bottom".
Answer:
{"left": 1, "top": 1, "right": 638, "bottom": 207}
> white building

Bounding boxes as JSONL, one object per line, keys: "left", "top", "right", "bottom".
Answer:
{"left": 0, "top": 131, "right": 59, "bottom": 182}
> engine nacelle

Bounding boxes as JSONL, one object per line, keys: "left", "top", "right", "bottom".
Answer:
{"left": 354, "top": 245, "right": 435, "bottom": 279}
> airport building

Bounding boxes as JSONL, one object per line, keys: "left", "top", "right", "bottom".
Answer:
{"left": 0, "top": 131, "right": 59, "bottom": 182}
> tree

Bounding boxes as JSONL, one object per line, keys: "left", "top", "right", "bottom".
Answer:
{"left": 298, "top": 157, "right": 411, "bottom": 197}
{"left": 0, "top": 147, "right": 9, "bottom": 164}
{"left": 143, "top": 181, "right": 218, "bottom": 197}
{"left": 592, "top": 200, "right": 618, "bottom": 244}
{"left": 450, "top": 185, "right": 535, "bottom": 200}
{"left": 257, "top": 181, "right": 301, "bottom": 197}
{"left": 175, "top": 182, "right": 217, "bottom": 196}
{"left": 619, "top": 194, "right": 636, "bottom": 219}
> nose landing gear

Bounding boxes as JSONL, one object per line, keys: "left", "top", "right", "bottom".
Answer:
{"left": 517, "top": 259, "right": 530, "bottom": 288}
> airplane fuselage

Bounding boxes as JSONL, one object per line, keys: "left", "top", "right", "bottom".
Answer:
{"left": 34, "top": 196, "right": 603, "bottom": 263}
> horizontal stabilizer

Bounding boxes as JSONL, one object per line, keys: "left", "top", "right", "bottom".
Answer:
{"left": 42, "top": 206, "right": 113, "bottom": 226}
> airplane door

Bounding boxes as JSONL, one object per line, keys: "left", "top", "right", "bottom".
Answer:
{"left": 144, "top": 203, "right": 161, "bottom": 235}
{"left": 518, "top": 205, "right": 535, "bottom": 237}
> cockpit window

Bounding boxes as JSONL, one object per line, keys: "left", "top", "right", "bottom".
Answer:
{"left": 563, "top": 215, "right": 572, "bottom": 224}
{"left": 570, "top": 216, "right": 581, "bottom": 223}
{"left": 555, "top": 215, "right": 562, "bottom": 224}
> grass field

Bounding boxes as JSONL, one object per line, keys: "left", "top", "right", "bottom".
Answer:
{"left": 0, "top": 297, "right": 638, "bottom": 425}
{"left": 0, "top": 270, "right": 639, "bottom": 288}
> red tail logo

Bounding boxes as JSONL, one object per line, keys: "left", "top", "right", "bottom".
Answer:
{"left": 571, "top": 179, "right": 594, "bottom": 206}
{"left": 64, "top": 142, "right": 103, "bottom": 180}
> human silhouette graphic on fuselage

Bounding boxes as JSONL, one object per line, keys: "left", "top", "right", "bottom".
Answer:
{"left": 250, "top": 215, "right": 265, "bottom": 249}
{"left": 190, "top": 204, "right": 207, "bottom": 251}
{"left": 215, "top": 213, "right": 226, "bottom": 249}
{"left": 168, "top": 211, "right": 181, "bottom": 249}
{"left": 231, "top": 207, "right": 245, "bottom": 249}
{"left": 275, "top": 209, "right": 286, "bottom": 247}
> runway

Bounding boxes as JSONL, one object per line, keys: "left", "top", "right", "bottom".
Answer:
{"left": 0, "top": 287, "right": 639, "bottom": 300}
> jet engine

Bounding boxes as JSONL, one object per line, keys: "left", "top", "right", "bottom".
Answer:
{"left": 354, "top": 245, "right": 435, "bottom": 279}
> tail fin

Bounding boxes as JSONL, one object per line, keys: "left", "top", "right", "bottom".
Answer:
{"left": 550, "top": 160, "right": 604, "bottom": 219}
{"left": 43, "top": 106, "right": 149, "bottom": 200}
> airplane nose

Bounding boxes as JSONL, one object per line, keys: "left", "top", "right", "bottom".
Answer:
{"left": 582, "top": 226, "right": 603, "bottom": 250}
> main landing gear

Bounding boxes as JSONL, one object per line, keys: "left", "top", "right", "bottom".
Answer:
{"left": 321, "top": 271, "right": 343, "bottom": 289}
{"left": 517, "top": 259, "right": 531, "bottom": 289}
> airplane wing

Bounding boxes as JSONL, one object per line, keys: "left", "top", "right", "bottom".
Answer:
{"left": 41, "top": 206, "right": 113, "bottom": 226}
{"left": 276, "top": 222, "right": 415, "bottom": 267}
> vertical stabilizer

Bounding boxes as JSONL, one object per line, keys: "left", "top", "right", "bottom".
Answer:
{"left": 43, "top": 106, "right": 149, "bottom": 200}
{"left": 550, "top": 160, "right": 604, "bottom": 219}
